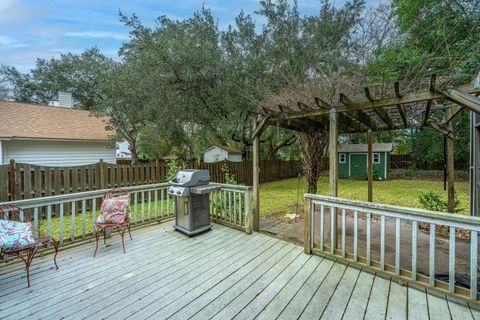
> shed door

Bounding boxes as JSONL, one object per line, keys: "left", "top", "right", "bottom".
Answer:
{"left": 350, "top": 154, "right": 367, "bottom": 177}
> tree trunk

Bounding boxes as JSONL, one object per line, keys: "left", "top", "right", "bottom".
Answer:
{"left": 125, "top": 137, "right": 138, "bottom": 165}
{"left": 298, "top": 130, "right": 328, "bottom": 195}
{"left": 268, "top": 137, "right": 274, "bottom": 160}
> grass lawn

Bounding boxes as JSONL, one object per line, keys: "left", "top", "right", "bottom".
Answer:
{"left": 260, "top": 177, "right": 470, "bottom": 217}
{"left": 37, "top": 199, "right": 175, "bottom": 242}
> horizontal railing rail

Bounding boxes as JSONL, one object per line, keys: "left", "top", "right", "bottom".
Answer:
{"left": 304, "top": 194, "right": 480, "bottom": 303}
{"left": 0, "top": 183, "right": 253, "bottom": 253}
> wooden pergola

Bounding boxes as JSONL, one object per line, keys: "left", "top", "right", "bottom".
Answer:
{"left": 251, "top": 74, "right": 480, "bottom": 232}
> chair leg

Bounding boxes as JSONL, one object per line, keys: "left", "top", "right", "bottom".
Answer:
{"left": 25, "top": 248, "right": 36, "bottom": 288}
{"left": 103, "top": 228, "right": 106, "bottom": 245}
{"left": 93, "top": 229, "right": 100, "bottom": 257}
{"left": 51, "top": 238, "right": 59, "bottom": 269}
{"left": 119, "top": 227, "right": 126, "bottom": 253}
{"left": 127, "top": 223, "right": 132, "bottom": 240}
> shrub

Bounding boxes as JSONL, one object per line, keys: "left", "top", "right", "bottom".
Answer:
{"left": 418, "top": 191, "right": 461, "bottom": 213}
{"left": 221, "top": 163, "right": 238, "bottom": 185}
{"left": 166, "top": 160, "right": 185, "bottom": 181}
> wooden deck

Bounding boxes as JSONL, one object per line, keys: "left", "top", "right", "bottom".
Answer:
{"left": 0, "top": 222, "right": 478, "bottom": 320}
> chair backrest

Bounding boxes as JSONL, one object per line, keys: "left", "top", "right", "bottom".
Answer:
{"left": 104, "top": 188, "right": 130, "bottom": 200}
{"left": 0, "top": 204, "right": 29, "bottom": 223}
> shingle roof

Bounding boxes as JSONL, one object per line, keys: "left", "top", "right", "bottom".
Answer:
{"left": 0, "top": 101, "right": 114, "bottom": 141}
{"left": 204, "top": 145, "right": 243, "bottom": 154}
{"left": 338, "top": 143, "right": 393, "bottom": 153}
{"left": 217, "top": 145, "right": 243, "bottom": 154}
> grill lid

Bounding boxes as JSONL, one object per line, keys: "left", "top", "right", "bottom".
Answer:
{"left": 170, "top": 169, "right": 210, "bottom": 187}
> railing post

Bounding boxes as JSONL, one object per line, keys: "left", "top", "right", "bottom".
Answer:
{"left": 245, "top": 188, "right": 253, "bottom": 234}
{"left": 304, "top": 197, "right": 312, "bottom": 254}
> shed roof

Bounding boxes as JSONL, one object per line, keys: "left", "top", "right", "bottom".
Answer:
{"left": 0, "top": 101, "right": 114, "bottom": 142}
{"left": 205, "top": 145, "right": 243, "bottom": 154}
{"left": 338, "top": 143, "right": 393, "bottom": 153}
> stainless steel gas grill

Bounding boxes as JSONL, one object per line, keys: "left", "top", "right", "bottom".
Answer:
{"left": 168, "top": 169, "right": 220, "bottom": 236}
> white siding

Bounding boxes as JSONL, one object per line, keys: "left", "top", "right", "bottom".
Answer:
{"left": 2, "top": 140, "right": 116, "bottom": 166}
{"left": 203, "top": 147, "right": 228, "bottom": 163}
{"left": 227, "top": 153, "right": 242, "bottom": 162}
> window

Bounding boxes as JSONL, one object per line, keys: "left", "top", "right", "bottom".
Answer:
{"left": 339, "top": 153, "right": 346, "bottom": 163}
{"left": 373, "top": 153, "right": 380, "bottom": 164}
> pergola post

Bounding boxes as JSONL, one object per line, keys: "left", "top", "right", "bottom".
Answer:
{"left": 329, "top": 108, "right": 338, "bottom": 249}
{"left": 367, "top": 130, "right": 373, "bottom": 202}
{"left": 446, "top": 108, "right": 455, "bottom": 212}
{"left": 472, "top": 112, "right": 480, "bottom": 216}
{"left": 329, "top": 108, "right": 338, "bottom": 197}
{"left": 252, "top": 117, "right": 260, "bottom": 232}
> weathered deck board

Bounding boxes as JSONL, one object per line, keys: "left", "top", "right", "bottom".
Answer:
{"left": 386, "top": 281, "right": 407, "bottom": 320}
{"left": 408, "top": 286, "right": 430, "bottom": 320}
{"left": 364, "top": 275, "right": 391, "bottom": 320}
{"left": 0, "top": 222, "right": 475, "bottom": 320}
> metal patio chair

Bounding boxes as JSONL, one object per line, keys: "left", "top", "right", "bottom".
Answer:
{"left": 94, "top": 189, "right": 132, "bottom": 257}
{"left": 0, "top": 204, "right": 59, "bottom": 288}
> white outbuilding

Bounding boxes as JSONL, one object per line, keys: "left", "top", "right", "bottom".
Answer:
{"left": 203, "top": 145, "right": 243, "bottom": 163}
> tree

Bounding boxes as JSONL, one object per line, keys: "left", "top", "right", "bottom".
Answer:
{"left": 1, "top": 48, "right": 115, "bottom": 108}
{"left": 94, "top": 62, "right": 165, "bottom": 163}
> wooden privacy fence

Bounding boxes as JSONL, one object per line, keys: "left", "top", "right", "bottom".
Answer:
{"left": 390, "top": 154, "right": 411, "bottom": 169}
{"left": 0, "top": 159, "right": 301, "bottom": 202}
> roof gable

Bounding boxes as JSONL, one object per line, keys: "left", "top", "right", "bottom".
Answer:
{"left": 0, "top": 101, "right": 114, "bottom": 141}
{"left": 204, "top": 145, "right": 243, "bottom": 154}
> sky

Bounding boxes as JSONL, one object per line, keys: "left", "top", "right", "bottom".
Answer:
{"left": 0, "top": 0, "right": 380, "bottom": 73}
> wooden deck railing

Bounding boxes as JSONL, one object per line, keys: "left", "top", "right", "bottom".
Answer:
{"left": 0, "top": 183, "right": 252, "bottom": 250}
{"left": 304, "top": 194, "right": 480, "bottom": 303}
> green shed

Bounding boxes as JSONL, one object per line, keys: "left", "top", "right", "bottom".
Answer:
{"left": 338, "top": 143, "right": 393, "bottom": 180}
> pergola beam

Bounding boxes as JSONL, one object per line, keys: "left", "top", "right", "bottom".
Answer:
{"left": 297, "top": 101, "right": 313, "bottom": 111}
{"left": 340, "top": 93, "right": 378, "bottom": 130}
{"left": 439, "top": 88, "right": 480, "bottom": 114}
{"left": 252, "top": 115, "right": 271, "bottom": 139}
{"left": 445, "top": 105, "right": 463, "bottom": 123}
{"left": 429, "top": 122, "right": 454, "bottom": 139}
{"left": 422, "top": 100, "right": 433, "bottom": 127}
{"left": 267, "top": 83, "right": 480, "bottom": 123}
{"left": 315, "top": 97, "right": 330, "bottom": 109}
{"left": 394, "top": 82, "right": 408, "bottom": 128}
{"left": 365, "top": 87, "right": 394, "bottom": 129}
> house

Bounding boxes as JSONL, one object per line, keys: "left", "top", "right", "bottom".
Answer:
{"left": 203, "top": 145, "right": 243, "bottom": 163}
{"left": 116, "top": 140, "right": 131, "bottom": 159}
{"left": 338, "top": 143, "right": 393, "bottom": 180}
{"left": 0, "top": 101, "right": 116, "bottom": 166}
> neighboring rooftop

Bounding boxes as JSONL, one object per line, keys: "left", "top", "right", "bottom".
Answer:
{"left": 338, "top": 143, "right": 393, "bottom": 153}
{"left": 205, "top": 145, "right": 243, "bottom": 154}
{"left": 0, "top": 101, "right": 113, "bottom": 141}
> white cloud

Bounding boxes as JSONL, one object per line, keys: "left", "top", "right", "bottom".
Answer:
{"left": 0, "top": 35, "right": 27, "bottom": 48}
{"left": 64, "top": 31, "right": 129, "bottom": 40}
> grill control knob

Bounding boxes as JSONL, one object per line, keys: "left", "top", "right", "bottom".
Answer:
{"left": 177, "top": 191, "right": 181, "bottom": 195}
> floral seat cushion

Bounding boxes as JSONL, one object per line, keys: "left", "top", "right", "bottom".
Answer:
{"left": 96, "top": 193, "right": 131, "bottom": 224}
{"left": 0, "top": 220, "right": 36, "bottom": 249}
